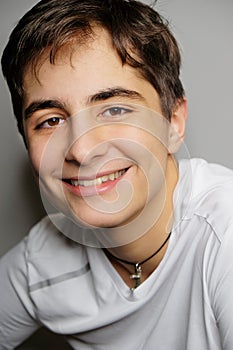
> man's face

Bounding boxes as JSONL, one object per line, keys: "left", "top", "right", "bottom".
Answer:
{"left": 23, "top": 28, "right": 182, "bottom": 236}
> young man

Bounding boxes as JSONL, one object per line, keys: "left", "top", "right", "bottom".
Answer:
{"left": 1, "top": 0, "right": 233, "bottom": 349}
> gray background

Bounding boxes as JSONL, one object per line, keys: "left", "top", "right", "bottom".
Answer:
{"left": 1, "top": 0, "right": 232, "bottom": 257}
{"left": 0, "top": 0, "right": 232, "bottom": 348}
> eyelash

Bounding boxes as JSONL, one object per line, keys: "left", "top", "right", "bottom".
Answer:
{"left": 36, "top": 116, "right": 66, "bottom": 129}
{"left": 98, "top": 106, "right": 133, "bottom": 119}
{"left": 35, "top": 105, "right": 133, "bottom": 129}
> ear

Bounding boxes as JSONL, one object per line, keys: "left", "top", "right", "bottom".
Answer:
{"left": 168, "top": 98, "right": 188, "bottom": 154}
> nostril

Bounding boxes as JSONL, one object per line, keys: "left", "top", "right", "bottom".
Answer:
{"left": 65, "top": 136, "right": 109, "bottom": 166}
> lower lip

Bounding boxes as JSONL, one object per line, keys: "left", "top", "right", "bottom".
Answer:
{"left": 62, "top": 170, "right": 128, "bottom": 197}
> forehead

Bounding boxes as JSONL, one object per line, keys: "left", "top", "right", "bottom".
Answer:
{"left": 23, "top": 28, "right": 133, "bottom": 87}
{"left": 24, "top": 27, "right": 129, "bottom": 88}
{"left": 23, "top": 26, "right": 103, "bottom": 84}
{"left": 22, "top": 26, "right": 162, "bottom": 118}
{"left": 22, "top": 23, "right": 146, "bottom": 90}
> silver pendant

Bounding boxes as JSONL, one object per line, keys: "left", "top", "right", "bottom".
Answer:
{"left": 130, "top": 263, "right": 142, "bottom": 290}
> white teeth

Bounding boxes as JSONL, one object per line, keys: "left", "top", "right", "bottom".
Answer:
{"left": 72, "top": 180, "right": 79, "bottom": 186}
{"left": 96, "top": 177, "right": 102, "bottom": 185}
{"left": 101, "top": 175, "right": 109, "bottom": 182}
{"left": 109, "top": 173, "right": 115, "bottom": 181}
{"left": 70, "top": 169, "right": 126, "bottom": 187}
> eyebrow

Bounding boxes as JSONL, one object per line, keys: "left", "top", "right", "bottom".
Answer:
{"left": 87, "top": 87, "right": 145, "bottom": 104}
{"left": 24, "top": 87, "right": 145, "bottom": 120}
{"left": 24, "top": 100, "right": 67, "bottom": 120}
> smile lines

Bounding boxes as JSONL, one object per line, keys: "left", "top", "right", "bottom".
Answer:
{"left": 67, "top": 169, "right": 127, "bottom": 187}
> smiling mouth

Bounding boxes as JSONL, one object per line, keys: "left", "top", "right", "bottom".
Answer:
{"left": 63, "top": 168, "right": 128, "bottom": 188}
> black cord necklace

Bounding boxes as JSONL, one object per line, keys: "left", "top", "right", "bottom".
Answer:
{"left": 105, "top": 232, "right": 172, "bottom": 290}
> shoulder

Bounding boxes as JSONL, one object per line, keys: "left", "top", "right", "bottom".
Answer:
{"left": 176, "top": 158, "right": 233, "bottom": 240}
{"left": 26, "top": 214, "right": 81, "bottom": 254}
{"left": 25, "top": 214, "right": 88, "bottom": 286}
{"left": 1, "top": 214, "right": 88, "bottom": 281}
{"left": 179, "top": 158, "right": 233, "bottom": 194}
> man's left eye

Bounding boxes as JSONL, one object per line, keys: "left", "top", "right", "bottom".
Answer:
{"left": 100, "top": 106, "right": 133, "bottom": 118}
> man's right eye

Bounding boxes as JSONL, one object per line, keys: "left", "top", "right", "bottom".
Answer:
{"left": 36, "top": 116, "right": 66, "bottom": 129}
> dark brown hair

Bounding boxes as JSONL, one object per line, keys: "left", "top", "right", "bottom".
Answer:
{"left": 1, "top": 0, "right": 184, "bottom": 137}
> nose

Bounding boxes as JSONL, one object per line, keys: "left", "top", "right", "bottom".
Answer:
{"left": 65, "top": 115, "right": 109, "bottom": 166}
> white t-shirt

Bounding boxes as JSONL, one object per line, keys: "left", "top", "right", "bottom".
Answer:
{"left": 1, "top": 158, "right": 233, "bottom": 350}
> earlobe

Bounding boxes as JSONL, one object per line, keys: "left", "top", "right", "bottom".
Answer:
{"left": 168, "top": 98, "right": 188, "bottom": 154}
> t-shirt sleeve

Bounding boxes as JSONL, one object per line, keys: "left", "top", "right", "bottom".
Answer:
{"left": 0, "top": 238, "right": 40, "bottom": 349}
{"left": 210, "top": 222, "right": 233, "bottom": 349}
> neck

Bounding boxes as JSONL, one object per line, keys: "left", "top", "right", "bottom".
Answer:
{"left": 105, "top": 155, "right": 178, "bottom": 288}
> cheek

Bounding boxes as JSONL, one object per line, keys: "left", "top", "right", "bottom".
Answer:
{"left": 133, "top": 135, "right": 168, "bottom": 198}
{"left": 27, "top": 127, "right": 68, "bottom": 179}
{"left": 113, "top": 130, "right": 168, "bottom": 197}
{"left": 24, "top": 124, "right": 44, "bottom": 176}
{"left": 27, "top": 138, "right": 54, "bottom": 179}
{"left": 115, "top": 127, "right": 168, "bottom": 166}
{"left": 28, "top": 144, "right": 42, "bottom": 176}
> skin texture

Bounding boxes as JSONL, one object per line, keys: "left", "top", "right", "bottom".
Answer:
{"left": 23, "top": 28, "right": 187, "bottom": 286}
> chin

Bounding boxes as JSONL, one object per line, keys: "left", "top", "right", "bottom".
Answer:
{"left": 68, "top": 211, "right": 127, "bottom": 229}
